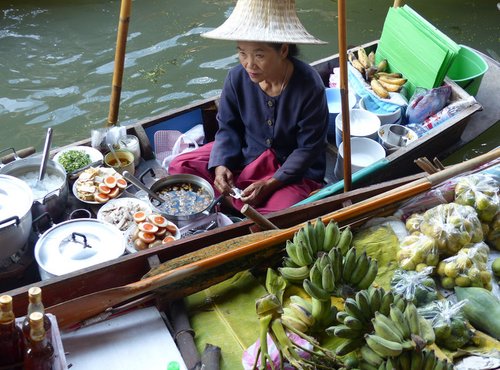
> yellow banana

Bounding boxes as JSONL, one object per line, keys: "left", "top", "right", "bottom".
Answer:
{"left": 377, "top": 58, "right": 388, "bottom": 72}
{"left": 365, "top": 334, "right": 403, "bottom": 358}
{"left": 371, "top": 78, "right": 390, "bottom": 99}
{"left": 376, "top": 71, "right": 402, "bottom": 78}
{"left": 368, "top": 51, "right": 376, "bottom": 66}
{"left": 288, "top": 303, "right": 315, "bottom": 327}
{"left": 377, "top": 75, "right": 408, "bottom": 86}
{"left": 376, "top": 78, "right": 402, "bottom": 92}
{"left": 348, "top": 51, "right": 366, "bottom": 75}
{"left": 281, "top": 314, "right": 309, "bottom": 333}
{"left": 357, "top": 47, "right": 371, "bottom": 69}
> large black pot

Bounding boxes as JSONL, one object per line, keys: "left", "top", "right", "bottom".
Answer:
{"left": 0, "top": 156, "right": 68, "bottom": 222}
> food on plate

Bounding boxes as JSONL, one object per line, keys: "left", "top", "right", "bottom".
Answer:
{"left": 129, "top": 213, "right": 179, "bottom": 251}
{"left": 57, "top": 149, "right": 92, "bottom": 173}
{"left": 75, "top": 167, "right": 127, "bottom": 203}
{"left": 99, "top": 199, "right": 151, "bottom": 231}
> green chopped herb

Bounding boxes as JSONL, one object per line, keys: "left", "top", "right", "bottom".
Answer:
{"left": 58, "top": 150, "right": 92, "bottom": 172}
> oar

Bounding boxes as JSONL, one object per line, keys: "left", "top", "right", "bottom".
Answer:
{"left": 46, "top": 148, "right": 499, "bottom": 329}
{"left": 106, "top": 0, "right": 132, "bottom": 127}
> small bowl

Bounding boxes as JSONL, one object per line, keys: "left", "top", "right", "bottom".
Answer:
{"left": 104, "top": 149, "right": 135, "bottom": 175}
{"left": 378, "top": 124, "right": 418, "bottom": 154}
{"left": 325, "top": 88, "right": 356, "bottom": 143}
{"left": 335, "top": 109, "right": 381, "bottom": 147}
{"left": 359, "top": 94, "right": 402, "bottom": 126}
{"left": 335, "top": 137, "right": 386, "bottom": 179}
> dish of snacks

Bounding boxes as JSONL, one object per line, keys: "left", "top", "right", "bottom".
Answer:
{"left": 53, "top": 146, "right": 103, "bottom": 173}
{"left": 97, "top": 197, "right": 152, "bottom": 232}
{"left": 125, "top": 213, "right": 180, "bottom": 253}
{"left": 73, "top": 167, "right": 127, "bottom": 204}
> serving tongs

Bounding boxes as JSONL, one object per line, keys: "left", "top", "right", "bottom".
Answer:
{"left": 122, "top": 170, "right": 165, "bottom": 204}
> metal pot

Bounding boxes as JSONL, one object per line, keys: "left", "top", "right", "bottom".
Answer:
{"left": 0, "top": 175, "right": 33, "bottom": 260}
{"left": 34, "top": 218, "right": 126, "bottom": 280}
{"left": 0, "top": 156, "right": 68, "bottom": 222}
{"left": 148, "top": 174, "right": 218, "bottom": 223}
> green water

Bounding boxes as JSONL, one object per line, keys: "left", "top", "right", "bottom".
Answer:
{"left": 0, "top": 0, "right": 498, "bottom": 152}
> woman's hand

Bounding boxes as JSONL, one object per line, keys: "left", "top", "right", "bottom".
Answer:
{"left": 240, "top": 177, "right": 282, "bottom": 206}
{"left": 214, "top": 166, "right": 234, "bottom": 195}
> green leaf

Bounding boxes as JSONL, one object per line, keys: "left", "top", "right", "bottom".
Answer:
{"left": 186, "top": 271, "right": 267, "bottom": 370}
{"left": 265, "top": 268, "right": 288, "bottom": 302}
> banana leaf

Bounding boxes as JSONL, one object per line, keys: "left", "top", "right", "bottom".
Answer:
{"left": 185, "top": 270, "right": 267, "bottom": 370}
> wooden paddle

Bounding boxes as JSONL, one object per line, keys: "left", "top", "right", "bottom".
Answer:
{"left": 47, "top": 148, "right": 499, "bottom": 328}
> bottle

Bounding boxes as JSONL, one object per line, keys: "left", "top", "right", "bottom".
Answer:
{"left": 24, "top": 312, "right": 55, "bottom": 370}
{"left": 22, "top": 287, "right": 52, "bottom": 343}
{"left": 0, "top": 295, "right": 24, "bottom": 368}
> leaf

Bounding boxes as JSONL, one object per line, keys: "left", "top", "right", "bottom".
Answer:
{"left": 185, "top": 270, "right": 267, "bottom": 370}
{"left": 265, "top": 268, "right": 288, "bottom": 303}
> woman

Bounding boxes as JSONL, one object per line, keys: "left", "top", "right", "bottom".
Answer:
{"left": 169, "top": 0, "right": 329, "bottom": 214}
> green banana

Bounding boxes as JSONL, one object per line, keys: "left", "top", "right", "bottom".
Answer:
{"left": 336, "top": 310, "right": 349, "bottom": 322}
{"left": 418, "top": 316, "right": 435, "bottom": 344}
{"left": 365, "top": 334, "right": 403, "bottom": 358}
{"left": 289, "top": 295, "right": 312, "bottom": 312}
{"left": 303, "top": 279, "right": 331, "bottom": 301}
{"left": 321, "top": 264, "right": 336, "bottom": 293}
{"left": 328, "top": 247, "right": 343, "bottom": 283}
{"left": 379, "top": 290, "right": 394, "bottom": 316}
{"left": 410, "top": 350, "right": 423, "bottom": 370}
{"left": 422, "top": 349, "right": 436, "bottom": 370}
{"left": 350, "top": 252, "right": 370, "bottom": 285}
{"left": 397, "top": 351, "right": 411, "bottom": 370}
{"left": 309, "top": 263, "right": 323, "bottom": 288}
{"left": 356, "top": 259, "right": 378, "bottom": 289}
{"left": 344, "top": 297, "right": 367, "bottom": 323}
{"left": 317, "top": 253, "right": 331, "bottom": 273}
{"left": 355, "top": 290, "right": 373, "bottom": 322}
{"left": 389, "top": 304, "right": 411, "bottom": 339}
{"left": 372, "top": 315, "right": 403, "bottom": 343}
{"left": 332, "top": 324, "right": 362, "bottom": 339}
{"left": 404, "top": 302, "right": 420, "bottom": 335}
{"left": 336, "top": 226, "right": 353, "bottom": 255}
{"left": 282, "top": 257, "right": 299, "bottom": 268}
{"left": 334, "top": 337, "right": 365, "bottom": 356}
{"left": 288, "top": 303, "right": 314, "bottom": 326}
{"left": 344, "top": 315, "right": 364, "bottom": 331}
{"left": 313, "top": 218, "right": 325, "bottom": 253}
{"left": 360, "top": 345, "right": 384, "bottom": 367}
{"left": 295, "top": 238, "right": 314, "bottom": 266}
{"left": 304, "top": 221, "right": 319, "bottom": 255}
{"left": 368, "top": 287, "right": 383, "bottom": 316}
{"left": 282, "top": 312, "right": 309, "bottom": 333}
{"left": 323, "top": 220, "right": 340, "bottom": 251}
{"left": 285, "top": 240, "right": 302, "bottom": 266}
{"left": 278, "top": 265, "right": 310, "bottom": 283}
{"left": 342, "top": 247, "right": 357, "bottom": 282}
{"left": 359, "top": 363, "right": 379, "bottom": 370}
{"left": 393, "top": 294, "right": 406, "bottom": 312}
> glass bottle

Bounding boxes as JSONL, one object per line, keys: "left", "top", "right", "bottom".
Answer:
{"left": 22, "top": 287, "right": 52, "bottom": 343}
{"left": 24, "top": 312, "right": 55, "bottom": 370}
{"left": 0, "top": 295, "right": 24, "bottom": 368}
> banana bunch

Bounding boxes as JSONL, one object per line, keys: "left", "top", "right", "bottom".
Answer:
{"left": 327, "top": 288, "right": 406, "bottom": 356}
{"left": 280, "top": 220, "right": 353, "bottom": 283}
{"left": 359, "top": 348, "right": 453, "bottom": 370}
{"left": 347, "top": 47, "right": 407, "bottom": 99}
{"left": 281, "top": 295, "right": 315, "bottom": 334}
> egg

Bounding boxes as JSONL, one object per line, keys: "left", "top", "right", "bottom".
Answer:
{"left": 134, "top": 238, "right": 148, "bottom": 251}
{"left": 94, "top": 192, "right": 110, "bottom": 203}
{"left": 161, "top": 235, "right": 176, "bottom": 244}
{"left": 108, "top": 187, "right": 120, "bottom": 199}
{"left": 155, "top": 227, "right": 167, "bottom": 237}
{"left": 133, "top": 211, "right": 147, "bottom": 223}
{"left": 138, "top": 231, "right": 156, "bottom": 244}
{"left": 165, "top": 223, "right": 178, "bottom": 235}
{"left": 138, "top": 222, "right": 159, "bottom": 234}
{"left": 149, "top": 214, "right": 169, "bottom": 228}
{"left": 98, "top": 183, "right": 111, "bottom": 195}
{"left": 104, "top": 176, "right": 117, "bottom": 189}
{"left": 116, "top": 178, "right": 127, "bottom": 189}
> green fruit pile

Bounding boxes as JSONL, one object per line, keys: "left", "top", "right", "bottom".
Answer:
{"left": 390, "top": 269, "right": 438, "bottom": 307}
{"left": 492, "top": 257, "right": 500, "bottom": 278}
{"left": 454, "top": 174, "right": 499, "bottom": 223}
{"left": 436, "top": 242, "right": 492, "bottom": 290}
{"left": 486, "top": 213, "right": 500, "bottom": 250}
{"left": 396, "top": 233, "right": 439, "bottom": 271}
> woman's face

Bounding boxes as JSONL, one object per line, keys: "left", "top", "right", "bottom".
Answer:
{"left": 237, "top": 41, "right": 287, "bottom": 83}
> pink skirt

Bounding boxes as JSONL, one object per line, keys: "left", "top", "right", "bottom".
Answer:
{"left": 168, "top": 142, "right": 322, "bottom": 215}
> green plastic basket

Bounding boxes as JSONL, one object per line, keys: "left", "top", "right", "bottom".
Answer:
{"left": 447, "top": 45, "right": 488, "bottom": 96}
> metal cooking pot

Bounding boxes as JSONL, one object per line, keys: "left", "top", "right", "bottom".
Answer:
{"left": 0, "top": 155, "right": 68, "bottom": 222}
{"left": 148, "top": 173, "right": 218, "bottom": 223}
{"left": 0, "top": 175, "right": 33, "bottom": 260}
{"left": 34, "top": 218, "right": 126, "bottom": 280}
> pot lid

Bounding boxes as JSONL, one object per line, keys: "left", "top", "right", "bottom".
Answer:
{"left": 35, "top": 219, "right": 125, "bottom": 277}
{"left": 0, "top": 175, "right": 33, "bottom": 224}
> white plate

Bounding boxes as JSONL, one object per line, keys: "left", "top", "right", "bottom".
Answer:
{"left": 125, "top": 218, "right": 181, "bottom": 254}
{"left": 72, "top": 167, "right": 124, "bottom": 205}
{"left": 53, "top": 146, "right": 103, "bottom": 171}
{"left": 97, "top": 197, "right": 152, "bottom": 232}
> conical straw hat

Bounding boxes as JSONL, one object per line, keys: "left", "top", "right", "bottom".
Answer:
{"left": 201, "top": 0, "right": 327, "bottom": 44}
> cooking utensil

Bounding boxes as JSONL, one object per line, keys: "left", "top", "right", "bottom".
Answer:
{"left": 122, "top": 170, "right": 164, "bottom": 203}
{"left": 46, "top": 147, "right": 499, "bottom": 329}
{"left": 38, "top": 128, "right": 53, "bottom": 182}
{"left": 107, "top": 144, "right": 122, "bottom": 167}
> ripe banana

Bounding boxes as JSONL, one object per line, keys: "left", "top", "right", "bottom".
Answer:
{"left": 371, "top": 78, "right": 390, "bottom": 99}
{"left": 376, "top": 78, "right": 402, "bottom": 92}
{"left": 365, "top": 334, "right": 403, "bottom": 358}
{"left": 323, "top": 220, "right": 340, "bottom": 252}
{"left": 348, "top": 51, "right": 365, "bottom": 75}
{"left": 376, "top": 71, "right": 402, "bottom": 78}
{"left": 281, "top": 314, "right": 309, "bottom": 333}
{"left": 360, "top": 345, "right": 384, "bottom": 367}
{"left": 376, "top": 59, "right": 388, "bottom": 72}
{"left": 357, "top": 48, "right": 371, "bottom": 69}
{"left": 356, "top": 259, "right": 378, "bottom": 289}
{"left": 368, "top": 51, "right": 376, "bottom": 67}
{"left": 278, "top": 265, "right": 310, "bottom": 283}
{"left": 376, "top": 75, "right": 407, "bottom": 86}
{"left": 336, "top": 226, "right": 353, "bottom": 255}
{"left": 303, "top": 279, "right": 331, "bottom": 301}
{"left": 288, "top": 302, "right": 314, "bottom": 327}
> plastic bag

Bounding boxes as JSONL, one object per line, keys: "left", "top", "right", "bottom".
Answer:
{"left": 405, "top": 213, "right": 425, "bottom": 234}
{"left": 419, "top": 202, "right": 483, "bottom": 256}
{"left": 436, "top": 241, "right": 492, "bottom": 290}
{"left": 486, "top": 213, "right": 500, "bottom": 250}
{"left": 161, "top": 133, "right": 199, "bottom": 170}
{"left": 418, "top": 300, "right": 473, "bottom": 351}
{"left": 454, "top": 173, "right": 499, "bottom": 223}
{"left": 396, "top": 232, "right": 439, "bottom": 271}
{"left": 390, "top": 267, "right": 438, "bottom": 307}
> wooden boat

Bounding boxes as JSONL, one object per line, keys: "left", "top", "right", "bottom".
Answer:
{"left": 1, "top": 42, "right": 498, "bottom": 320}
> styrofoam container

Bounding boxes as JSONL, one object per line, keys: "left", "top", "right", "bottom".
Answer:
{"left": 359, "top": 94, "right": 402, "bottom": 126}
{"left": 325, "top": 88, "right": 356, "bottom": 143}
{"left": 335, "top": 109, "right": 381, "bottom": 147}
{"left": 334, "top": 137, "right": 386, "bottom": 179}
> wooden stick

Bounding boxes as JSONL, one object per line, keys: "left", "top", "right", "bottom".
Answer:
{"left": 337, "top": 0, "right": 352, "bottom": 191}
{"left": 46, "top": 148, "right": 499, "bottom": 328}
{"left": 107, "top": 0, "right": 132, "bottom": 127}
{"left": 393, "top": 0, "right": 404, "bottom": 7}
{"left": 169, "top": 299, "right": 201, "bottom": 370}
{"left": 241, "top": 204, "right": 279, "bottom": 230}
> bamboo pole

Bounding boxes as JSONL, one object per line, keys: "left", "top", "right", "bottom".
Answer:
{"left": 393, "top": 0, "right": 404, "bottom": 7}
{"left": 337, "top": 0, "right": 352, "bottom": 191}
{"left": 106, "top": 0, "right": 132, "bottom": 127}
